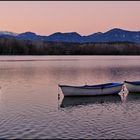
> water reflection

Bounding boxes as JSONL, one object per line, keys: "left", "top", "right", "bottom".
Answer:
{"left": 60, "top": 94, "right": 121, "bottom": 108}
{"left": 119, "top": 90, "right": 128, "bottom": 103}
{"left": 0, "top": 87, "right": 2, "bottom": 101}
{"left": 127, "top": 93, "right": 140, "bottom": 102}
{"left": 0, "top": 56, "right": 140, "bottom": 139}
{"left": 60, "top": 92, "right": 140, "bottom": 108}
{"left": 59, "top": 90, "right": 140, "bottom": 108}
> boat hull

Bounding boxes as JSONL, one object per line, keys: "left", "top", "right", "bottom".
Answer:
{"left": 124, "top": 81, "right": 140, "bottom": 93}
{"left": 59, "top": 83, "right": 123, "bottom": 97}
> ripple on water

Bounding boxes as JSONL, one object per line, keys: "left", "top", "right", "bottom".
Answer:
{"left": 0, "top": 56, "right": 140, "bottom": 138}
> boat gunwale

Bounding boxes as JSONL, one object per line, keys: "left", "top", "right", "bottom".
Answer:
{"left": 59, "top": 83, "right": 123, "bottom": 89}
{"left": 124, "top": 81, "right": 140, "bottom": 85}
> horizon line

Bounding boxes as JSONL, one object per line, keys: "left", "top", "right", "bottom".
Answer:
{"left": 0, "top": 27, "right": 140, "bottom": 36}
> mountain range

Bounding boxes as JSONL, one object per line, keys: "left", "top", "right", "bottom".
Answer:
{"left": 0, "top": 28, "right": 140, "bottom": 43}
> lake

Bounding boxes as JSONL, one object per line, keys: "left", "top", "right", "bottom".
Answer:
{"left": 0, "top": 55, "right": 140, "bottom": 139}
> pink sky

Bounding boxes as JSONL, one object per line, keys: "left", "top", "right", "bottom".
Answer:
{"left": 0, "top": 1, "right": 140, "bottom": 35}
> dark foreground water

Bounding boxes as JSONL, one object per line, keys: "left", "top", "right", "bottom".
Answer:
{"left": 0, "top": 56, "right": 140, "bottom": 139}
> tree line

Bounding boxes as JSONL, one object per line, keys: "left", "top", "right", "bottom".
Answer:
{"left": 0, "top": 37, "right": 140, "bottom": 55}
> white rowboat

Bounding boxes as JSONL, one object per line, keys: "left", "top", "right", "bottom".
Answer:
{"left": 59, "top": 82, "right": 123, "bottom": 97}
{"left": 124, "top": 81, "right": 140, "bottom": 93}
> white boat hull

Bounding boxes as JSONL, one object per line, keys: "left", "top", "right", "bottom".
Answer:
{"left": 59, "top": 84, "right": 123, "bottom": 97}
{"left": 124, "top": 82, "right": 140, "bottom": 93}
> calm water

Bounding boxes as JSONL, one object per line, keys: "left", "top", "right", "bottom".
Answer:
{"left": 0, "top": 56, "right": 140, "bottom": 139}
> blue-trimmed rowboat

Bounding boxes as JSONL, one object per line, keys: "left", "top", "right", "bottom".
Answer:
{"left": 59, "top": 82, "right": 123, "bottom": 97}
{"left": 124, "top": 81, "right": 140, "bottom": 93}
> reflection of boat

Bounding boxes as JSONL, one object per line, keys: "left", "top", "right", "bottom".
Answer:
{"left": 124, "top": 81, "right": 140, "bottom": 93}
{"left": 126, "top": 93, "right": 140, "bottom": 102}
{"left": 59, "top": 83, "right": 123, "bottom": 97}
{"left": 60, "top": 95, "right": 121, "bottom": 108}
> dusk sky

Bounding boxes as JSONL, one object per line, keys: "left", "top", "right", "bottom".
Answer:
{"left": 0, "top": 1, "right": 140, "bottom": 35}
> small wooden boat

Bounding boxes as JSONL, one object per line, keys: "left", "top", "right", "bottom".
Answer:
{"left": 59, "top": 82, "right": 123, "bottom": 97}
{"left": 124, "top": 81, "right": 140, "bottom": 93}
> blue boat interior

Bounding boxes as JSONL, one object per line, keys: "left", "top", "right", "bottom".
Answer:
{"left": 60, "top": 83, "right": 123, "bottom": 89}
{"left": 82, "top": 83, "right": 122, "bottom": 89}
{"left": 125, "top": 81, "right": 140, "bottom": 85}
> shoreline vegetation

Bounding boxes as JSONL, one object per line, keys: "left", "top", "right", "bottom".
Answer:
{"left": 0, "top": 38, "right": 140, "bottom": 55}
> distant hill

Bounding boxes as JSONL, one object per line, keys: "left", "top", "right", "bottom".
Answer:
{"left": 0, "top": 28, "right": 140, "bottom": 43}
